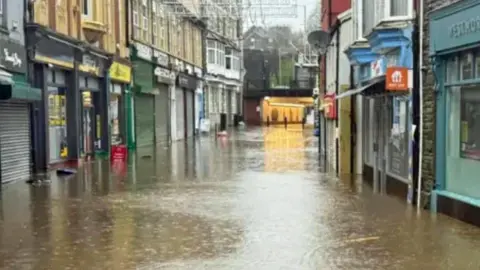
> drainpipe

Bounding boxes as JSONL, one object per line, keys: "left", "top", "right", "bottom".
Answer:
{"left": 335, "top": 24, "right": 340, "bottom": 176}
{"left": 417, "top": 0, "right": 425, "bottom": 210}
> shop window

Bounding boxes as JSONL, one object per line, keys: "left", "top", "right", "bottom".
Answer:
{"left": 48, "top": 86, "right": 68, "bottom": 162}
{"left": 459, "top": 86, "right": 480, "bottom": 161}
{"left": 460, "top": 52, "right": 474, "bottom": 80}
{"left": 387, "top": 97, "right": 409, "bottom": 179}
{"left": 445, "top": 56, "right": 458, "bottom": 83}
{"left": 476, "top": 53, "right": 480, "bottom": 78}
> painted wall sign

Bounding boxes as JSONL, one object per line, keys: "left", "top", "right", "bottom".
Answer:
{"left": 153, "top": 50, "right": 169, "bottom": 67}
{"left": 134, "top": 42, "right": 153, "bottom": 61}
{"left": 0, "top": 40, "right": 27, "bottom": 74}
{"left": 109, "top": 61, "right": 132, "bottom": 83}
{"left": 385, "top": 67, "right": 409, "bottom": 91}
{"left": 154, "top": 66, "right": 176, "bottom": 84}
{"left": 450, "top": 16, "right": 480, "bottom": 38}
{"left": 430, "top": 2, "right": 480, "bottom": 53}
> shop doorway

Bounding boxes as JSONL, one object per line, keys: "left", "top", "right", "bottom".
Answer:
{"left": 81, "top": 91, "right": 96, "bottom": 157}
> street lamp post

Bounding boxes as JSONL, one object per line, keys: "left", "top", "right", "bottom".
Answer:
{"left": 307, "top": 30, "right": 330, "bottom": 167}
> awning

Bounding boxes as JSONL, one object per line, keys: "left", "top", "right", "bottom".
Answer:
{"left": 0, "top": 69, "right": 13, "bottom": 85}
{"left": 335, "top": 76, "right": 386, "bottom": 100}
{"left": 0, "top": 74, "right": 42, "bottom": 101}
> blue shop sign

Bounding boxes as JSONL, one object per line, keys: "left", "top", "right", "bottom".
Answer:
{"left": 430, "top": 0, "right": 480, "bottom": 54}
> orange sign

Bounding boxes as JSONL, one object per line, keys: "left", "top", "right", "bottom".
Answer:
{"left": 385, "top": 67, "right": 409, "bottom": 91}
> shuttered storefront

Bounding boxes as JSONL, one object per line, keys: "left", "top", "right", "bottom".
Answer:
{"left": 227, "top": 90, "right": 232, "bottom": 126}
{"left": 0, "top": 102, "right": 31, "bottom": 183}
{"left": 155, "top": 84, "right": 170, "bottom": 144}
{"left": 186, "top": 90, "right": 194, "bottom": 137}
{"left": 135, "top": 94, "right": 155, "bottom": 147}
{"left": 175, "top": 88, "right": 185, "bottom": 140}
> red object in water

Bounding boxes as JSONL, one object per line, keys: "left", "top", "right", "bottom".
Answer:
{"left": 111, "top": 144, "right": 128, "bottom": 162}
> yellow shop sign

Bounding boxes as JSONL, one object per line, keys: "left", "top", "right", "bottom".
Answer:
{"left": 109, "top": 61, "right": 132, "bottom": 83}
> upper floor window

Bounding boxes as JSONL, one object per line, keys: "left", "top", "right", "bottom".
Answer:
{"left": 207, "top": 40, "right": 215, "bottom": 64}
{"left": 83, "top": 0, "right": 92, "bottom": 17}
{"left": 357, "top": 0, "right": 413, "bottom": 39}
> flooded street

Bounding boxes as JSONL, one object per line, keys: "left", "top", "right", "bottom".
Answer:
{"left": 1, "top": 126, "right": 480, "bottom": 269}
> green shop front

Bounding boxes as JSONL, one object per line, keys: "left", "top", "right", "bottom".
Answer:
{"left": 131, "top": 42, "right": 156, "bottom": 151}
{"left": 0, "top": 40, "right": 41, "bottom": 183}
{"left": 430, "top": 0, "right": 480, "bottom": 225}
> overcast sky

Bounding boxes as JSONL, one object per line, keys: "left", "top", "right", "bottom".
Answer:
{"left": 243, "top": 0, "right": 319, "bottom": 32}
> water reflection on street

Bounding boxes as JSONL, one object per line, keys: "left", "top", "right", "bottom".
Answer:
{"left": 1, "top": 126, "right": 480, "bottom": 269}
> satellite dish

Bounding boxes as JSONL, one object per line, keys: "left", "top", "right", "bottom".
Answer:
{"left": 307, "top": 30, "right": 330, "bottom": 55}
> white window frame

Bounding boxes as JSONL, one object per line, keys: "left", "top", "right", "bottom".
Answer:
{"left": 0, "top": 0, "right": 4, "bottom": 15}
{"left": 82, "top": 0, "right": 93, "bottom": 18}
{"left": 355, "top": 0, "right": 414, "bottom": 41}
{"left": 207, "top": 40, "right": 216, "bottom": 64}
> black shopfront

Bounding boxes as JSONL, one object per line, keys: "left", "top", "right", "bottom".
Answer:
{"left": 26, "top": 25, "right": 111, "bottom": 169}
{"left": 176, "top": 73, "right": 199, "bottom": 138}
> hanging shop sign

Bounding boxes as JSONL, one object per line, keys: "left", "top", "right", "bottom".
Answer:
{"left": 0, "top": 40, "right": 27, "bottom": 74}
{"left": 176, "top": 73, "right": 198, "bottom": 90}
{"left": 154, "top": 66, "right": 176, "bottom": 84}
{"left": 109, "top": 61, "right": 132, "bottom": 83}
{"left": 322, "top": 93, "right": 337, "bottom": 120}
{"left": 385, "top": 67, "right": 409, "bottom": 91}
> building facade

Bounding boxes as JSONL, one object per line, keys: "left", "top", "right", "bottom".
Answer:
{"left": 321, "top": 10, "right": 353, "bottom": 176}
{"left": 342, "top": 0, "right": 415, "bottom": 199}
{"left": 204, "top": 2, "right": 242, "bottom": 131}
{"left": 26, "top": 0, "right": 129, "bottom": 169}
{"left": 128, "top": 0, "right": 204, "bottom": 152}
{"left": 427, "top": 0, "right": 480, "bottom": 226}
{"left": 0, "top": 0, "right": 41, "bottom": 183}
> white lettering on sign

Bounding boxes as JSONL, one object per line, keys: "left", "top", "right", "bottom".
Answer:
{"left": 82, "top": 55, "right": 96, "bottom": 67}
{"left": 154, "top": 66, "right": 176, "bottom": 83}
{"left": 135, "top": 42, "right": 152, "bottom": 61}
{"left": 153, "top": 50, "right": 169, "bottom": 66}
{"left": 3, "top": 49, "right": 22, "bottom": 67}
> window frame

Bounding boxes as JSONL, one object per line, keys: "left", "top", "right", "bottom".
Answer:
{"left": 356, "top": 0, "right": 414, "bottom": 40}
{"left": 83, "top": 0, "right": 93, "bottom": 18}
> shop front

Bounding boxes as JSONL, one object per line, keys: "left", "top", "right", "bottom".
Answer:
{"left": 109, "top": 59, "right": 132, "bottom": 147}
{"left": 154, "top": 65, "right": 176, "bottom": 144}
{"left": 322, "top": 93, "right": 337, "bottom": 173}
{"left": 131, "top": 42, "right": 155, "bottom": 149}
{"left": 194, "top": 67, "right": 204, "bottom": 134}
{"left": 176, "top": 73, "right": 199, "bottom": 140}
{"left": 27, "top": 26, "right": 110, "bottom": 168}
{"left": 343, "top": 26, "right": 414, "bottom": 199}
{"left": 0, "top": 39, "right": 41, "bottom": 183}
{"left": 225, "top": 84, "right": 241, "bottom": 127}
{"left": 429, "top": 0, "right": 480, "bottom": 222}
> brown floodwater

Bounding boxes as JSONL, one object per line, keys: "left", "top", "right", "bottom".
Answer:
{"left": 1, "top": 126, "right": 480, "bottom": 270}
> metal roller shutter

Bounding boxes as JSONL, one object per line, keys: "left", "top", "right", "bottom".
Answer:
{"left": 0, "top": 102, "right": 31, "bottom": 183}
{"left": 186, "top": 90, "right": 194, "bottom": 138}
{"left": 155, "top": 85, "right": 170, "bottom": 144}
{"left": 135, "top": 94, "right": 155, "bottom": 147}
{"left": 227, "top": 90, "right": 232, "bottom": 126}
{"left": 175, "top": 88, "right": 185, "bottom": 140}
